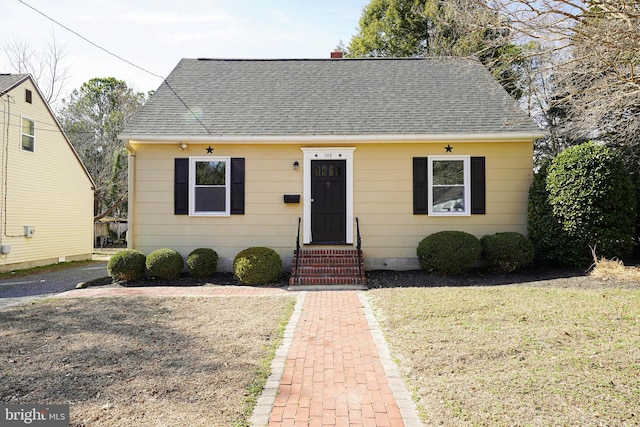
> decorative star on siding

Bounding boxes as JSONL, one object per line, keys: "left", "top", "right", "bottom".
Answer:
{"left": 445, "top": 144, "right": 453, "bottom": 152}
{"left": 206, "top": 146, "right": 214, "bottom": 153}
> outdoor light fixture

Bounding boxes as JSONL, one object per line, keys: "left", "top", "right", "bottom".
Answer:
{"left": 179, "top": 143, "right": 188, "bottom": 151}
{"left": 293, "top": 161, "right": 299, "bottom": 170}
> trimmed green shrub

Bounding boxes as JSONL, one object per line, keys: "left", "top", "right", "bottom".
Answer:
{"left": 528, "top": 161, "right": 576, "bottom": 265}
{"left": 187, "top": 248, "right": 218, "bottom": 278}
{"left": 481, "top": 232, "right": 534, "bottom": 273}
{"left": 417, "top": 231, "right": 482, "bottom": 275}
{"left": 107, "top": 249, "right": 146, "bottom": 281}
{"left": 233, "top": 247, "right": 282, "bottom": 285}
{"left": 146, "top": 248, "right": 184, "bottom": 279}
{"left": 530, "top": 142, "right": 636, "bottom": 267}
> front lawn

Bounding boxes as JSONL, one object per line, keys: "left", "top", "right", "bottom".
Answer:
{"left": 368, "top": 284, "right": 640, "bottom": 426}
{"left": 0, "top": 296, "right": 295, "bottom": 427}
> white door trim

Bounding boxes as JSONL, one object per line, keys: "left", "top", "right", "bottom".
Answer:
{"left": 301, "top": 147, "right": 355, "bottom": 245}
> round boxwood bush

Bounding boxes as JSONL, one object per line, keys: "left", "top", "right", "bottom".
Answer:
{"left": 481, "top": 232, "right": 534, "bottom": 273}
{"left": 233, "top": 247, "right": 282, "bottom": 285}
{"left": 417, "top": 231, "right": 482, "bottom": 275}
{"left": 531, "top": 142, "right": 637, "bottom": 267}
{"left": 107, "top": 249, "right": 146, "bottom": 281}
{"left": 146, "top": 248, "right": 184, "bottom": 280}
{"left": 186, "top": 248, "right": 218, "bottom": 278}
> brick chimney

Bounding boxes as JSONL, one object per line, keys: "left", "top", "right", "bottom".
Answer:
{"left": 331, "top": 50, "right": 343, "bottom": 59}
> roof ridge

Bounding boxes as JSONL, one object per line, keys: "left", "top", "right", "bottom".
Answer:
{"left": 192, "top": 57, "right": 477, "bottom": 62}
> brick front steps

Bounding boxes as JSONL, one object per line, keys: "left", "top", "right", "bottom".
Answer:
{"left": 289, "top": 249, "right": 366, "bottom": 288}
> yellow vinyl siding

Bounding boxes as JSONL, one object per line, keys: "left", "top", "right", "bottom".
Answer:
{"left": 0, "top": 79, "right": 94, "bottom": 271}
{"left": 354, "top": 142, "right": 532, "bottom": 265}
{"left": 129, "top": 139, "right": 533, "bottom": 270}
{"left": 131, "top": 144, "right": 302, "bottom": 263}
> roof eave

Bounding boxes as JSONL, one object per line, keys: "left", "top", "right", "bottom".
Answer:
{"left": 119, "top": 132, "right": 544, "bottom": 144}
{"left": 0, "top": 74, "right": 29, "bottom": 96}
{"left": 2, "top": 75, "right": 97, "bottom": 189}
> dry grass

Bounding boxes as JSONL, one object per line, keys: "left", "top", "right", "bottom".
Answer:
{"left": 368, "top": 285, "right": 640, "bottom": 426}
{"left": 590, "top": 257, "right": 640, "bottom": 283}
{"left": 0, "top": 296, "right": 295, "bottom": 427}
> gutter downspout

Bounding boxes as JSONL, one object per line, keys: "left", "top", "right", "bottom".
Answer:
{"left": 123, "top": 139, "right": 136, "bottom": 250}
{"left": 1, "top": 95, "right": 22, "bottom": 242}
{"left": 0, "top": 95, "right": 7, "bottom": 249}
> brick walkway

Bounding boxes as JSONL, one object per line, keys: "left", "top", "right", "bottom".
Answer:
{"left": 252, "top": 291, "right": 422, "bottom": 427}
{"left": 55, "top": 286, "right": 422, "bottom": 426}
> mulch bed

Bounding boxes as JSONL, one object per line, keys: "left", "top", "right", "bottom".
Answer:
{"left": 365, "top": 265, "right": 591, "bottom": 288}
{"left": 88, "top": 263, "right": 639, "bottom": 290}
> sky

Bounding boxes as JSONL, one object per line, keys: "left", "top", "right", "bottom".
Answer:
{"left": 1, "top": 0, "right": 369, "bottom": 101}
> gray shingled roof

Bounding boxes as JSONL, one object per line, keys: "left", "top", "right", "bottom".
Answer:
{"left": 121, "top": 58, "right": 541, "bottom": 139}
{"left": 0, "top": 74, "right": 28, "bottom": 95}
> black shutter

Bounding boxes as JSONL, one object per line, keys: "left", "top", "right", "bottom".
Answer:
{"left": 413, "top": 157, "right": 429, "bottom": 214}
{"left": 230, "top": 158, "right": 245, "bottom": 215}
{"left": 175, "top": 157, "right": 245, "bottom": 215}
{"left": 174, "top": 158, "right": 189, "bottom": 215}
{"left": 470, "top": 157, "right": 486, "bottom": 214}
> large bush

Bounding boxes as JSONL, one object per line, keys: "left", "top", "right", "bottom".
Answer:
{"left": 417, "top": 231, "right": 482, "bottom": 275}
{"left": 528, "top": 162, "right": 577, "bottom": 265}
{"left": 233, "top": 247, "right": 282, "bottom": 285}
{"left": 146, "top": 248, "right": 184, "bottom": 280}
{"left": 530, "top": 142, "right": 636, "bottom": 267}
{"left": 187, "top": 248, "right": 218, "bottom": 278}
{"left": 107, "top": 249, "right": 146, "bottom": 281}
{"left": 481, "top": 232, "right": 534, "bottom": 273}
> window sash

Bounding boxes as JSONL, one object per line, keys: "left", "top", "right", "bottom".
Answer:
{"left": 189, "top": 156, "right": 231, "bottom": 216}
{"left": 428, "top": 156, "right": 470, "bottom": 216}
{"left": 21, "top": 117, "right": 35, "bottom": 152}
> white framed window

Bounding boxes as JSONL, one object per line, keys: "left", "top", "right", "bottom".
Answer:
{"left": 428, "top": 155, "right": 470, "bottom": 216}
{"left": 189, "top": 156, "right": 231, "bottom": 216}
{"left": 21, "top": 117, "right": 35, "bottom": 152}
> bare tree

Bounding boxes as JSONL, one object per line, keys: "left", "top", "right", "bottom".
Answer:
{"left": 481, "top": 0, "right": 640, "bottom": 168}
{"left": 2, "top": 32, "right": 70, "bottom": 104}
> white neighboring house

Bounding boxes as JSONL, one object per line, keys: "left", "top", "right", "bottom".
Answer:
{"left": 0, "top": 74, "right": 95, "bottom": 272}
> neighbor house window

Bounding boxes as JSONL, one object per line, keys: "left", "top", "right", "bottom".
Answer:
{"left": 189, "top": 156, "right": 231, "bottom": 216}
{"left": 429, "top": 156, "right": 470, "bottom": 216}
{"left": 21, "top": 117, "right": 35, "bottom": 152}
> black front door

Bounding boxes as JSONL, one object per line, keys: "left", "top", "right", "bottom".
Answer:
{"left": 311, "top": 160, "right": 346, "bottom": 243}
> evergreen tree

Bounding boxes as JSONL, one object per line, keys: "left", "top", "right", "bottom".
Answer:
{"left": 347, "top": 0, "right": 529, "bottom": 99}
{"left": 58, "top": 77, "right": 147, "bottom": 219}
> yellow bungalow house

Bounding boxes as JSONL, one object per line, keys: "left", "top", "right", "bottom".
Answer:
{"left": 120, "top": 57, "right": 543, "bottom": 282}
{"left": 0, "top": 74, "right": 94, "bottom": 272}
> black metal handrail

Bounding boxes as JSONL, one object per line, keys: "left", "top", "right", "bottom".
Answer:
{"left": 294, "top": 217, "right": 301, "bottom": 278}
{"left": 356, "top": 217, "right": 363, "bottom": 278}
